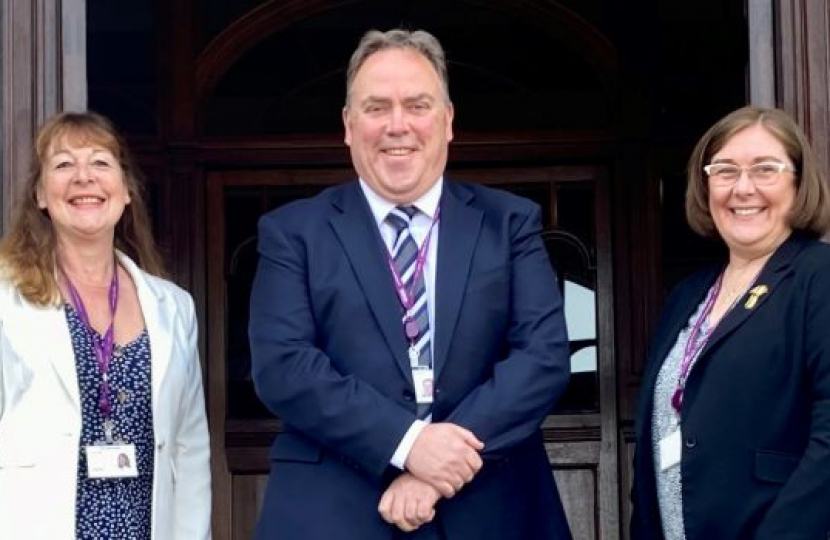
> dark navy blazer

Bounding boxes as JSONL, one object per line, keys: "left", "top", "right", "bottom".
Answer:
{"left": 249, "top": 180, "right": 572, "bottom": 539}
{"left": 631, "top": 233, "right": 830, "bottom": 539}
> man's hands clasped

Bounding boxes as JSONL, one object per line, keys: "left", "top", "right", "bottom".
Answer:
{"left": 378, "top": 423, "right": 484, "bottom": 531}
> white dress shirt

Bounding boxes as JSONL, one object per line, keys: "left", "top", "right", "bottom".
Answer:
{"left": 359, "top": 178, "right": 442, "bottom": 469}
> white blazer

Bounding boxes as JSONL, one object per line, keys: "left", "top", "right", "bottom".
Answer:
{"left": 0, "top": 253, "right": 211, "bottom": 539}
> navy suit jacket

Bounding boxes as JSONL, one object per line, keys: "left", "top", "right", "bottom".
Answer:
{"left": 631, "top": 233, "right": 830, "bottom": 539}
{"left": 249, "top": 180, "right": 572, "bottom": 539}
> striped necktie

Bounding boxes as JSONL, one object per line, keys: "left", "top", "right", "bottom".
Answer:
{"left": 386, "top": 206, "right": 432, "bottom": 368}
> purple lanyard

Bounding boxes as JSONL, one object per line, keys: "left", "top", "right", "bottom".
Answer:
{"left": 386, "top": 208, "right": 440, "bottom": 341}
{"left": 64, "top": 264, "right": 120, "bottom": 419}
{"left": 671, "top": 272, "right": 723, "bottom": 414}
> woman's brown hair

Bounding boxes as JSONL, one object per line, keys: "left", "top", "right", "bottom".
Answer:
{"left": 0, "top": 111, "right": 165, "bottom": 306}
{"left": 686, "top": 106, "right": 830, "bottom": 238}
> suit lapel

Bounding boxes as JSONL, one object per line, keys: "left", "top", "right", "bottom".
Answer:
{"left": 433, "top": 182, "right": 482, "bottom": 380}
{"left": 639, "top": 234, "right": 806, "bottom": 421}
{"left": 701, "top": 233, "right": 805, "bottom": 357}
{"left": 37, "top": 303, "right": 80, "bottom": 410}
{"left": 4, "top": 254, "right": 176, "bottom": 414}
{"left": 329, "top": 184, "right": 412, "bottom": 380}
{"left": 4, "top": 288, "right": 79, "bottom": 411}
{"left": 641, "top": 270, "right": 716, "bottom": 403}
{"left": 117, "top": 252, "right": 174, "bottom": 410}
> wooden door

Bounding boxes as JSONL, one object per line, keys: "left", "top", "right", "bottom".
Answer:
{"left": 205, "top": 163, "right": 618, "bottom": 539}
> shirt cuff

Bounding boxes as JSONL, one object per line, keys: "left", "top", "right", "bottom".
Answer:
{"left": 390, "top": 418, "right": 429, "bottom": 469}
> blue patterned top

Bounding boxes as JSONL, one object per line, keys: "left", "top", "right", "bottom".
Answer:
{"left": 68, "top": 305, "right": 154, "bottom": 540}
{"left": 651, "top": 285, "right": 715, "bottom": 540}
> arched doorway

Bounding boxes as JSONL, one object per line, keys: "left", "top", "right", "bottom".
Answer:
{"left": 77, "top": 0, "right": 763, "bottom": 538}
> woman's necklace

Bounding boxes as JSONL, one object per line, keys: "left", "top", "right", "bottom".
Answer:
{"left": 712, "top": 258, "right": 766, "bottom": 320}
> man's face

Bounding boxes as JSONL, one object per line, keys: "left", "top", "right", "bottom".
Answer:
{"left": 343, "top": 48, "right": 454, "bottom": 204}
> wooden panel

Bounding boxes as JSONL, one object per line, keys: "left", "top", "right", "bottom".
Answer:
{"left": 555, "top": 468, "right": 597, "bottom": 540}
{"left": 548, "top": 440, "right": 601, "bottom": 539}
{"left": 229, "top": 447, "right": 600, "bottom": 540}
{"left": 619, "top": 427, "right": 637, "bottom": 540}
{"left": 748, "top": 0, "right": 776, "bottom": 106}
{"left": 613, "top": 144, "right": 663, "bottom": 424}
{"left": 232, "top": 475, "right": 268, "bottom": 540}
{"left": 157, "top": 0, "right": 195, "bottom": 138}
{"left": 777, "top": 1, "right": 830, "bottom": 192}
{"left": 206, "top": 169, "right": 232, "bottom": 540}
{"left": 0, "top": 0, "right": 86, "bottom": 229}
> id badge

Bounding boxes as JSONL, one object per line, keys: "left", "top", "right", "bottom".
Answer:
{"left": 412, "top": 368, "right": 434, "bottom": 404}
{"left": 659, "top": 427, "right": 682, "bottom": 471}
{"left": 86, "top": 443, "right": 138, "bottom": 479}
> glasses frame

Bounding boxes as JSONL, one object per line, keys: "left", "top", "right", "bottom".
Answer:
{"left": 703, "top": 161, "right": 797, "bottom": 186}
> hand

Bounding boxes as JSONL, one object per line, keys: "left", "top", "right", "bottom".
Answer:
{"left": 405, "top": 422, "right": 484, "bottom": 497}
{"left": 378, "top": 472, "right": 440, "bottom": 532}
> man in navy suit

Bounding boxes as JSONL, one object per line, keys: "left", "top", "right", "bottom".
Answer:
{"left": 249, "top": 28, "right": 572, "bottom": 539}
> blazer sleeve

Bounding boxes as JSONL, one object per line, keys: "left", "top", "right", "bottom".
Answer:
{"left": 0, "top": 286, "right": 7, "bottom": 422}
{"left": 0, "top": 321, "right": 4, "bottom": 422}
{"left": 0, "top": 314, "right": 4, "bottom": 422}
{"left": 756, "top": 261, "right": 830, "bottom": 538}
{"left": 171, "top": 293, "right": 212, "bottom": 539}
{"left": 249, "top": 212, "right": 418, "bottom": 480}
{"left": 444, "top": 204, "right": 571, "bottom": 454}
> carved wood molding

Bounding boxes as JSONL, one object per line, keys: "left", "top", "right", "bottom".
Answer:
{"left": 195, "top": 0, "right": 359, "bottom": 105}
{"left": 194, "top": 0, "right": 619, "bottom": 107}
{"left": 776, "top": 0, "right": 830, "bottom": 181}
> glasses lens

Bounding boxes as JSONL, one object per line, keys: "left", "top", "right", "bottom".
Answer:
{"left": 749, "top": 163, "right": 781, "bottom": 183}
{"left": 707, "top": 162, "right": 788, "bottom": 185}
{"left": 710, "top": 165, "right": 739, "bottom": 182}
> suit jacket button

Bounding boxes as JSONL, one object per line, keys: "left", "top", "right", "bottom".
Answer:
{"left": 402, "top": 389, "right": 414, "bottom": 401}
{"left": 685, "top": 437, "right": 697, "bottom": 449}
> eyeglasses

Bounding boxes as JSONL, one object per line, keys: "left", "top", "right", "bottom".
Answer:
{"left": 703, "top": 161, "right": 796, "bottom": 187}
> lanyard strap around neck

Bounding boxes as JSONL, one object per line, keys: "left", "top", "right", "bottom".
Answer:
{"left": 63, "top": 261, "right": 120, "bottom": 419}
{"left": 386, "top": 207, "right": 441, "bottom": 314}
{"left": 671, "top": 272, "right": 722, "bottom": 414}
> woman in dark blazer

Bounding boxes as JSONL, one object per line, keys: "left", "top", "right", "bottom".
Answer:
{"left": 631, "top": 106, "right": 830, "bottom": 539}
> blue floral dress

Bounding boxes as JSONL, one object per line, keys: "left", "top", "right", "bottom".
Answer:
{"left": 68, "top": 305, "right": 154, "bottom": 539}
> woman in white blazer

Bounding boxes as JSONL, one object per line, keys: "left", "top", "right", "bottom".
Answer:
{"left": 0, "top": 112, "right": 211, "bottom": 539}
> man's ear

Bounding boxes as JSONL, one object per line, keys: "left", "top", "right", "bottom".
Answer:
{"left": 445, "top": 102, "right": 455, "bottom": 143}
{"left": 343, "top": 106, "right": 352, "bottom": 147}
